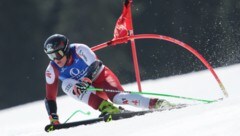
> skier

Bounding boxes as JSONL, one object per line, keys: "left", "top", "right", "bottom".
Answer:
{"left": 44, "top": 34, "right": 173, "bottom": 125}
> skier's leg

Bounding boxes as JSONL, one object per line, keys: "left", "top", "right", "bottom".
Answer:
{"left": 93, "top": 66, "right": 124, "bottom": 101}
{"left": 112, "top": 93, "right": 151, "bottom": 109}
{"left": 61, "top": 78, "right": 101, "bottom": 109}
{"left": 61, "top": 78, "right": 120, "bottom": 114}
{"left": 93, "top": 67, "right": 171, "bottom": 109}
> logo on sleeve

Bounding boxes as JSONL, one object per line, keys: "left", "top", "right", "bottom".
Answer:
{"left": 76, "top": 46, "right": 88, "bottom": 61}
{"left": 45, "top": 65, "right": 55, "bottom": 84}
{"left": 46, "top": 72, "right": 51, "bottom": 78}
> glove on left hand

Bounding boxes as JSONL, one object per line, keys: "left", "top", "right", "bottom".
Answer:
{"left": 49, "top": 113, "right": 60, "bottom": 125}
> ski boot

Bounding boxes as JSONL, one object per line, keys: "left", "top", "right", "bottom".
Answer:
{"left": 98, "top": 100, "right": 120, "bottom": 122}
{"left": 150, "top": 99, "right": 175, "bottom": 110}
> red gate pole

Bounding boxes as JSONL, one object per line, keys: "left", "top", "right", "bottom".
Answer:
{"left": 127, "top": 0, "right": 142, "bottom": 92}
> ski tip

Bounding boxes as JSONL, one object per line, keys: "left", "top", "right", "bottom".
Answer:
{"left": 103, "top": 114, "right": 113, "bottom": 122}
{"left": 45, "top": 124, "right": 55, "bottom": 132}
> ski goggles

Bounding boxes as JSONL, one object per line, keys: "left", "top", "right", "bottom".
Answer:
{"left": 47, "top": 50, "right": 65, "bottom": 60}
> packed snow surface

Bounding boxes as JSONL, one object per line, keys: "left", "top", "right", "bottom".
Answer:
{"left": 1, "top": 64, "right": 240, "bottom": 136}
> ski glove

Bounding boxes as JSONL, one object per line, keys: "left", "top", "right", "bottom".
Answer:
{"left": 49, "top": 113, "right": 60, "bottom": 125}
{"left": 73, "top": 77, "right": 92, "bottom": 96}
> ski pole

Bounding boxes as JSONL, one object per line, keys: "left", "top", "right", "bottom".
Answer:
{"left": 64, "top": 110, "right": 91, "bottom": 123}
{"left": 87, "top": 87, "right": 218, "bottom": 103}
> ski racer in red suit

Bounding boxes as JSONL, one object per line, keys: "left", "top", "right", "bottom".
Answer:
{"left": 44, "top": 34, "right": 173, "bottom": 125}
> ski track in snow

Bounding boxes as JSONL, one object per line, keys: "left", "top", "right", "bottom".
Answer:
{"left": 1, "top": 64, "right": 240, "bottom": 136}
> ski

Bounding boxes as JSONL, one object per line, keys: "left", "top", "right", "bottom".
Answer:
{"left": 44, "top": 112, "right": 148, "bottom": 132}
{"left": 45, "top": 104, "right": 187, "bottom": 132}
{"left": 45, "top": 117, "right": 104, "bottom": 132}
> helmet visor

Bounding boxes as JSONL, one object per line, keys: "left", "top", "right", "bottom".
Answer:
{"left": 47, "top": 50, "right": 65, "bottom": 60}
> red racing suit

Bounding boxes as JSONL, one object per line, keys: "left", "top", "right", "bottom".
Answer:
{"left": 45, "top": 43, "right": 156, "bottom": 115}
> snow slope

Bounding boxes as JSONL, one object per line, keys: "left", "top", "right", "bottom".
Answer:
{"left": 1, "top": 64, "right": 240, "bottom": 136}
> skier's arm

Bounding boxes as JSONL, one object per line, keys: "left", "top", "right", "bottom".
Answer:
{"left": 85, "top": 60, "right": 103, "bottom": 80}
{"left": 73, "top": 60, "right": 103, "bottom": 96}
{"left": 75, "top": 44, "right": 104, "bottom": 81}
{"left": 44, "top": 63, "right": 60, "bottom": 124}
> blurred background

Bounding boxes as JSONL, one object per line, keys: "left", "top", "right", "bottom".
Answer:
{"left": 0, "top": 0, "right": 239, "bottom": 110}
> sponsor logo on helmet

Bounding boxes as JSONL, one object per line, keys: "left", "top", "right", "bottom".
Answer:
{"left": 46, "top": 43, "right": 54, "bottom": 52}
